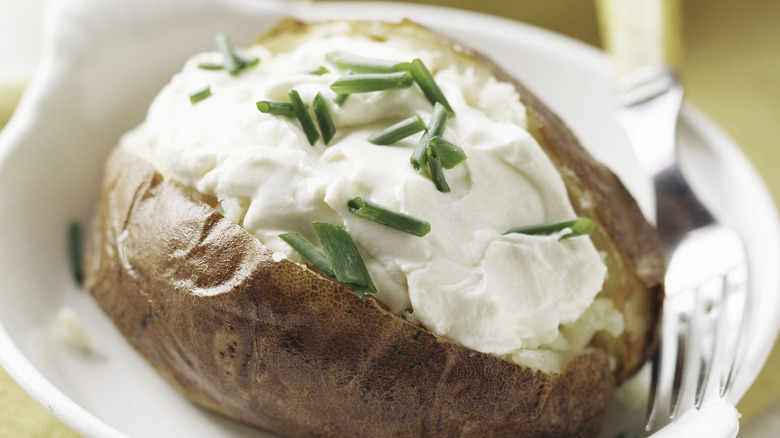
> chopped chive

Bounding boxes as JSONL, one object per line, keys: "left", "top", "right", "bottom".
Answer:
{"left": 367, "top": 115, "right": 426, "bottom": 145}
{"left": 68, "top": 220, "right": 84, "bottom": 286}
{"left": 411, "top": 102, "right": 448, "bottom": 171}
{"left": 256, "top": 100, "right": 296, "bottom": 117}
{"left": 215, "top": 33, "right": 239, "bottom": 73}
{"left": 326, "top": 52, "right": 404, "bottom": 74}
{"left": 214, "top": 33, "right": 259, "bottom": 75}
{"left": 333, "top": 69, "right": 352, "bottom": 106}
{"left": 306, "top": 66, "right": 330, "bottom": 75}
{"left": 236, "top": 55, "right": 260, "bottom": 70}
{"left": 189, "top": 86, "right": 211, "bottom": 104}
{"left": 347, "top": 197, "right": 431, "bottom": 237}
{"left": 409, "top": 58, "right": 455, "bottom": 116}
{"left": 428, "top": 136, "right": 467, "bottom": 169}
{"left": 312, "top": 222, "right": 376, "bottom": 297}
{"left": 288, "top": 89, "right": 320, "bottom": 145}
{"left": 333, "top": 92, "right": 349, "bottom": 107}
{"left": 559, "top": 218, "right": 598, "bottom": 240}
{"left": 393, "top": 61, "right": 411, "bottom": 72}
{"left": 279, "top": 232, "right": 335, "bottom": 277}
{"left": 313, "top": 92, "right": 336, "bottom": 145}
{"left": 330, "top": 72, "right": 414, "bottom": 94}
{"left": 426, "top": 141, "right": 450, "bottom": 193}
{"left": 503, "top": 217, "right": 596, "bottom": 240}
{"left": 197, "top": 63, "right": 224, "bottom": 71}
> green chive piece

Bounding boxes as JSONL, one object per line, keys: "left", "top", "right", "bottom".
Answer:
{"left": 428, "top": 136, "right": 467, "bottom": 169}
{"left": 347, "top": 197, "right": 431, "bottom": 237}
{"left": 68, "top": 220, "right": 84, "bottom": 286}
{"left": 367, "top": 115, "right": 427, "bottom": 145}
{"left": 216, "top": 33, "right": 240, "bottom": 73}
{"left": 256, "top": 100, "right": 296, "bottom": 117}
{"left": 306, "top": 66, "right": 330, "bottom": 75}
{"left": 189, "top": 86, "right": 211, "bottom": 104}
{"left": 409, "top": 58, "right": 455, "bottom": 116}
{"left": 288, "top": 89, "right": 320, "bottom": 145}
{"left": 333, "top": 69, "right": 352, "bottom": 106}
{"left": 333, "top": 93, "right": 350, "bottom": 107}
{"left": 393, "top": 61, "right": 411, "bottom": 72}
{"left": 279, "top": 232, "right": 335, "bottom": 277}
{"left": 312, "top": 222, "right": 376, "bottom": 297}
{"left": 215, "top": 33, "right": 259, "bottom": 75}
{"left": 427, "top": 141, "right": 451, "bottom": 193}
{"left": 326, "top": 52, "right": 404, "bottom": 74}
{"left": 411, "top": 102, "right": 448, "bottom": 171}
{"left": 236, "top": 55, "right": 260, "bottom": 70}
{"left": 313, "top": 92, "right": 336, "bottom": 145}
{"left": 330, "top": 72, "right": 414, "bottom": 94}
{"left": 197, "top": 63, "right": 224, "bottom": 71}
{"left": 503, "top": 217, "right": 596, "bottom": 240}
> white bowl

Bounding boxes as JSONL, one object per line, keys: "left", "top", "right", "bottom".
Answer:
{"left": 1, "top": 0, "right": 778, "bottom": 437}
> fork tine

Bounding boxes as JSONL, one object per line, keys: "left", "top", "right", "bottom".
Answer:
{"left": 694, "top": 286, "right": 720, "bottom": 409}
{"left": 720, "top": 267, "right": 748, "bottom": 397}
{"left": 644, "top": 337, "right": 662, "bottom": 431}
{"left": 719, "top": 274, "right": 733, "bottom": 396}
{"left": 669, "top": 309, "right": 691, "bottom": 420}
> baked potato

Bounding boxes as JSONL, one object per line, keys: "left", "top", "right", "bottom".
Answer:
{"left": 84, "top": 19, "right": 664, "bottom": 437}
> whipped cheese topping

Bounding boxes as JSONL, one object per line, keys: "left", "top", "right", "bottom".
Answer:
{"left": 121, "top": 22, "right": 610, "bottom": 360}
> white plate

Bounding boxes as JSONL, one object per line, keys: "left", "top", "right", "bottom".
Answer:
{"left": 1, "top": 0, "right": 778, "bottom": 437}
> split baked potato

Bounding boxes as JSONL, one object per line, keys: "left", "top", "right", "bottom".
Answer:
{"left": 84, "top": 19, "right": 664, "bottom": 437}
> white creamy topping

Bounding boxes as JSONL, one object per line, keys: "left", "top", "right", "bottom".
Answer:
{"left": 121, "top": 23, "right": 610, "bottom": 360}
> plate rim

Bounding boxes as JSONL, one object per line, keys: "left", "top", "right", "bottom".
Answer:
{"left": 0, "top": 0, "right": 777, "bottom": 437}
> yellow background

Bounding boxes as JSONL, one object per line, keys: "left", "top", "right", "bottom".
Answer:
{"left": 1, "top": 0, "right": 779, "bottom": 435}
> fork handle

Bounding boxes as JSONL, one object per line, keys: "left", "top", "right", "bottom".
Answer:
{"left": 596, "top": 0, "right": 683, "bottom": 75}
{"left": 654, "top": 165, "right": 717, "bottom": 258}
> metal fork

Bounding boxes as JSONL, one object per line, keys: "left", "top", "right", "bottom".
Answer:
{"left": 615, "top": 66, "right": 749, "bottom": 431}
{"left": 596, "top": 0, "right": 750, "bottom": 431}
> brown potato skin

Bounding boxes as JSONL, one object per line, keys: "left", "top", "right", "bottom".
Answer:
{"left": 84, "top": 19, "right": 663, "bottom": 438}
{"left": 86, "top": 148, "right": 614, "bottom": 437}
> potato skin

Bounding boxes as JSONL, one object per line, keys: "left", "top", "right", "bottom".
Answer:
{"left": 84, "top": 19, "right": 663, "bottom": 438}
{"left": 86, "top": 148, "right": 614, "bottom": 437}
